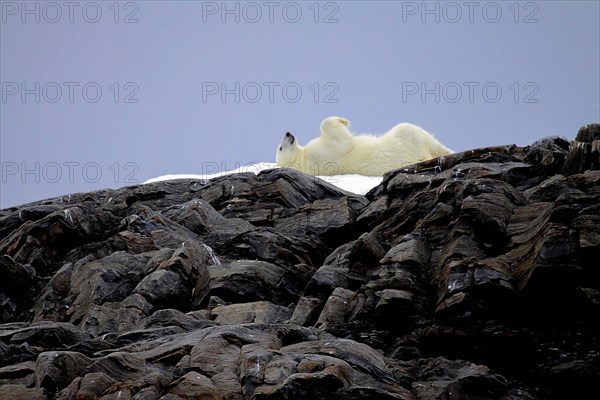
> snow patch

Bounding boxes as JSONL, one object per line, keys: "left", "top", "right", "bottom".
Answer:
{"left": 145, "top": 163, "right": 382, "bottom": 195}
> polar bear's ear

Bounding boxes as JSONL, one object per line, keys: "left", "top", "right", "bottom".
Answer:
{"left": 338, "top": 117, "right": 350, "bottom": 127}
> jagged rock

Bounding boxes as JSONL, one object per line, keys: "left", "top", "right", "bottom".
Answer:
{"left": 0, "top": 360, "right": 36, "bottom": 387}
{"left": 35, "top": 351, "right": 93, "bottom": 392}
{"left": 201, "top": 260, "right": 299, "bottom": 306}
{"left": 315, "top": 287, "right": 355, "bottom": 329}
{"left": 525, "top": 136, "right": 570, "bottom": 177}
{"left": 211, "top": 301, "right": 292, "bottom": 324}
{"left": 141, "top": 308, "right": 213, "bottom": 331}
{"left": 0, "top": 384, "right": 46, "bottom": 400}
{"left": 0, "top": 255, "right": 33, "bottom": 323}
{"left": 1, "top": 320, "right": 90, "bottom": 349}
{"left": 65, "top": 251, "right": 153, "bottom": 328}
{"left": 288, "top": 296, "right": 322, "bottom": 326}
{"left": 254, "top": 338, "right": 413, "bottom": 400}
{"left": 412, "top": 357, "right": 512, "bottom": 400}
{"left": 549, "top": 360, "right": 600, "bottom": 399}
{"left": 166, "top": 371, "right": 223, "bottom": 399}
{"left": 79, "top": 294, "right": 154, "bottom": 337}
{"left": 0, "top": 126, "right": 599, "bottom": 399}
{"left": 576, "top": 123, "right": 600, "bottom": 142}
{"left": 58, "top": 371, "right": 115, "bottom": 400}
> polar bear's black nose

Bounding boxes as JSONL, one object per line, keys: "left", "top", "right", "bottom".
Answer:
{"left": 285, "top": 132, "right": 295, "bottom": 144}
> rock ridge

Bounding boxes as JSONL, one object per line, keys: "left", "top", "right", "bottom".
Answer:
{"left": 0, "top": 123, "right": 599, "bottom": 399}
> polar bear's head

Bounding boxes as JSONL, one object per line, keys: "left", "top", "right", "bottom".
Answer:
{"left": 276, "top": 132, "right": 302, "bottom": 168}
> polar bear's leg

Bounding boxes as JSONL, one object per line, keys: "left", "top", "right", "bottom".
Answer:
{"left": 429, "top": 142, "right": 453, "bottom": 157}
{"left": 319, "top": 116, "right": 354, "bottom": 142}
{"left": 390, "top": 123, "right": 453, "bottom": 158}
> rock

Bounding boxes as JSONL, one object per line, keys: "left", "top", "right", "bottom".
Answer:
{"left": 344, "top": 232, "right": 388, "bottom": 286}
{"left": 211, "top": 302, "right": 292, "bottom": 324}
{"left": 165, "top": 199, "right": 254, "bottom": 241}
{"left": 166, "top": 371, "right": 223, "bottom": 399}
{"left": 576, "top": 123, "right": 600, "bottom": 142}
{"left": 314, "top": 232, "right": 388, "bottom": 291}
{"left": 525, "top": 136, "right": 570, "bottom": 177}
{"left": 201, "top": 260, "right": 296, "bottom": 306}
{"left": 2, "top": 320, "right": 90, "bottom": 348}
{"left": 0, "top": 385, "right": 46, "bottom": 400}
{"left": 0, "top": 255, "right": 34, "bottom": 323}
{"left": 228, "top": 228, "right": 326, "bottom": 269}
{"left": 305, "top": 265, "right": 349, "bottom": 298}
{"left": 134, "top": 269, "right": 186, "bottom": 307}
{"left": 288, "top": 297, "right": 323, "bottom": 326}
{"left": 0, "top": 125, "right": 599, "bottom": 399}
{"left": 65, "top": 251, "right": 153, "bottom": 327}
{"left": 0, "top": 360, "right": 36, "bottom": 387}
{"left": 142, "top": 241, "right": 212, "bottom": 308}
{"left": 255, "top": 338, "right": 413, "bottom": 400}
{"left": 273, "top": 197, "right": 365, "bottom": 245}
{"left": 315, "top": 288, "right": 355, "bottom": 329}
{"left": 35, "top": 351, "right": 93, "bottom": 392}
{"left": 58, "top": 371, "right": 115, "bottom": 400}
{"left": 141, "top": 308, "right": 213, "bottom": 331}
{"left": 549, "top": 360, "right": 599, "bottom": 399}
{"left": 412, "top": 357, "right": 511, "bottom": 400}
{"left": 79, "top": 294, "right": 154, "bottom": 337}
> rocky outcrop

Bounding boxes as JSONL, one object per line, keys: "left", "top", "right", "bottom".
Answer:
{"left": 0, "top": 124, "right": 599, "bottom": 399}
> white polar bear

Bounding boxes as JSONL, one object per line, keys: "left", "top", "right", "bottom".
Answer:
{"left": 276, "top": 116, "right": 453, "bottom": 176}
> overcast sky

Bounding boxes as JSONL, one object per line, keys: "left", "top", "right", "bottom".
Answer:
{"left": 1, "top": 1, "right": 599, "bottom": 208}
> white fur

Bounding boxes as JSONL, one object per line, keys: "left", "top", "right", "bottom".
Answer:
{"left": 276, "top": 116, "right": 453, "bottom": 176}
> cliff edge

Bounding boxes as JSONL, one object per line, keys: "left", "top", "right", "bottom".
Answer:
{"left": 1, "top": 124, "right": 599, "bottom": 399}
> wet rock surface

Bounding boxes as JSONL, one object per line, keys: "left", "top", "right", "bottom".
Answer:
{"left": 1, "top": 127, "right": 599, "bottom": 399}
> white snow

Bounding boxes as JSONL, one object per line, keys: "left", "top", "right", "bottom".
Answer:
{"left": 144, "top": 162, "right": 383, "bottom": 195}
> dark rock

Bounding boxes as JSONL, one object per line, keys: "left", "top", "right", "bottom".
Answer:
{"left": 0, "top": 384, "right": 46, "bottom": 400}
{"left": 134, "top": 269, "right": 187, "bottom": 307}
{"left": 288, "top": 296, "right": 323, "bottom": 326}
{"left": 57, "top": 371, "right": 115, "bottom": 400}
{"left": 0, "top": 360, "right": 36, "bottom": 387}
{"left": 65, "top": 251, "right": 153, "bottom": 327}
{"left": 315, "top": 287, "right": 355, "bottom": 329}
{"left": 576, "top": 123, "right": 600, "bottom": 142}
{"left": 211, "top": 301, "right": 292, "bottom": 324}
{"left": 3, "top": 320, "right": 90, "bottom": 348}
{"left": 141, "top": 308, "right": 213, "bottom": 331}
{"left": 166, "top": 371, "right": 223, "bottom": 399}
{"left": 549, "top": 360, "right": 600, "bottom": 400}
{"left": 0, "top": 255, "right": 33, "bottom": 323}
{"left": 0, "top": 125, "right": 599, "bottom": 399}
{"left": 305, "top": 265, "right": 349, "bottom": 298}
{"left": 525, "top": 136, "right": 570, "bottom": 177}
{"left": 35, "top": 351, "right": 92, "bottom": 392}
{"left": 200, "top": 260, "right": 297, "bottom": 307}
{"left": 413, "top": 357, "right": 512, "bottom": 400}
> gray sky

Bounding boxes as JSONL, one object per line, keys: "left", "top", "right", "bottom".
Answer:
{"left": 1, "top": 1, "right": 599, "bottom": 208}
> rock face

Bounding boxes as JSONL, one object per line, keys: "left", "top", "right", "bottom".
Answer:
{"left": 1, "top": 124, "right": 599, "bottom": 400}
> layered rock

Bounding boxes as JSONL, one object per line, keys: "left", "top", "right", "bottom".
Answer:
{"left": 0, "top": 124, "right": 599, "bottom": 399}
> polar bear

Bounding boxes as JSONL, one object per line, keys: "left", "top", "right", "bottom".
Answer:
{"left": 275, "top": 116, "right": 453, "bottom": 176}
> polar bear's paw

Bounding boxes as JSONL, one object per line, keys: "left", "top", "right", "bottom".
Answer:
{"left": 320, "top": 116, "right": 352, "bottom": 141}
